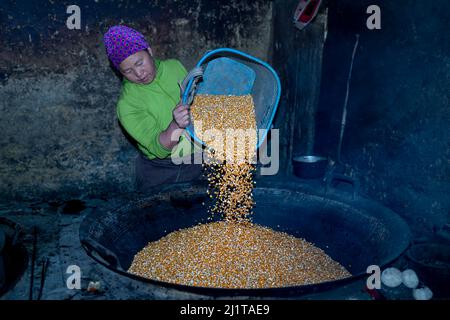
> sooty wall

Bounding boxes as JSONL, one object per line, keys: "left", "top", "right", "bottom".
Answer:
{"left": 0, "top": 0, "right": 273, "bottom": 200}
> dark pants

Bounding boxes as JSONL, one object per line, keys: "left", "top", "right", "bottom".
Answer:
{"left": 135, "top": 153, "right": 203, "bottom": 192}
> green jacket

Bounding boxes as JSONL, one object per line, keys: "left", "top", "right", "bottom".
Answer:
{"left": 117, "top": 59, "right": 195, "bottom": 160}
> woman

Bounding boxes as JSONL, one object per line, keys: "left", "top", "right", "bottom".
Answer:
{"left": 103, "top": 25, "right": 202, "bottom": 192}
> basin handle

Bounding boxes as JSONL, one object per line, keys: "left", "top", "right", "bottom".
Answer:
{"left": 81, "top": 237, "right": 124, "bottom": 271}
{"left": 325, "top": 173, "right": 359, "bottom": 200}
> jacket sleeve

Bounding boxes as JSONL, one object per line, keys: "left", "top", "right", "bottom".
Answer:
{"left": 117, "top": 96, "right": 172, "bottom": 159}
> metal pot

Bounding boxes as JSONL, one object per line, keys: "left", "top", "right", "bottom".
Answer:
{"left": 0, "top": 229, "right": 5, "bottom": 289}
{"left": 292, "top": 155, "right": 328, "bottom": 179}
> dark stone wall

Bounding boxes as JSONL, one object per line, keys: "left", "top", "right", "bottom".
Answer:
{"left": 0, "top": 0, "right": 273, "bottom": 200}
{"left": 313, "top": 0, "right": 449, "bottom": 237}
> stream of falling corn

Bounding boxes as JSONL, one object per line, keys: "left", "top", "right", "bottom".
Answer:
{"left": 128, "top": 94, "right": 351, "bottom": 288}
{"left": 193, "top": 94, "right": 257, "bottom": 222}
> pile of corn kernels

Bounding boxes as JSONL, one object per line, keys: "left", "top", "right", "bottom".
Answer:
{"left": 128, "top": 94, "right": 352, "bottom": 288}
{"left": 128, "top": 221, "right": 351, "bottom": 288}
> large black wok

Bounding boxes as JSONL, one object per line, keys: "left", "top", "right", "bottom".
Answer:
{"left": 79, "top": 180, "right": 410, "bottom": 297}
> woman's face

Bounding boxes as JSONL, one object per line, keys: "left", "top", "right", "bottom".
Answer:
{"left": 119, "top": 48, "right": 156, "bottom": 84}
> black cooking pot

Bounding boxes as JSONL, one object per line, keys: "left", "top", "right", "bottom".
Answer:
{"left": 293, "top": 155, "right": 329, "bottom": 179}
{"left": 80, "top": 180, "right": 410, "bottom": 298}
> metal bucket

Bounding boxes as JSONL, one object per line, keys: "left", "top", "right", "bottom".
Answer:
{"left": 292, "top": 155, "right": 328, "bottom": 179}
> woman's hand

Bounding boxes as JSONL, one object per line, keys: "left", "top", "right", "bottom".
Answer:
{"left": 159, "top": 102, "right": 190, "bottom": 151}
{"left": 172, "top": 103, "right": 190, "bottom": 128}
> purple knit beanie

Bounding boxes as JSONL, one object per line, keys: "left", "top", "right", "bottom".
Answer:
{"left": 103, "top": 25, "right": 150, "bottom": 69}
